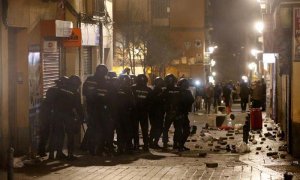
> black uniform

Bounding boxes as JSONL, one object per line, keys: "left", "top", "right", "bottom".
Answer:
{"left": 148, "top": 85, "right": 165, "bottom": 148}
{"left": 50, "top": 85, "right": 78, "bottom": 159}
{"left": 131, "top": 77, "right": 152, "bottom": 150}
{"left": 116, "top": 76, "right": 135, "bottom": 153}
{"left": 38, "top": 85, "right": 60, "bottom": 157}
{"left": 162, "top": 86, "right": 182, "bottom": 148}
{"left": 94, "top": 79, "right": 115, "bottom": 154}
{"left": 81, "top": 76, "right": 98, "bottom": 154}
{"left": 178, "top": 88, "right": 194, "bottom": 149}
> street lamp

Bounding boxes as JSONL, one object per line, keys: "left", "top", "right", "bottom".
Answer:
{"left": 210, "top": 59, "right": 216, "bottom": 67}
{"left": 254, "top": 21, "right": 264, "bottom": 33}
{"left": 208, "top": 46, "right": 218, "bottom": 54}
{"left": 248, "top": 62, "right": 256, "bottom": 71}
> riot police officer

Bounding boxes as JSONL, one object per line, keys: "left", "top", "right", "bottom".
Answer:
{"left": 131, "top": 74, "right": 152, "bottom": 151}
{"left": 48, "top": 76, "right": 72, "bottom": 160}
{"left": 177, "top": 78, "right": 194, "bottom": 151}
{"left": 116, "top": 75, "right": 135, "bottom": 154}
{"left": 38, "top": 76, "right": 67, "bottom": 157}
{"left": 149, "top": 77, "right": 165, "bottom": 149}
{"left": 64, "top": 75, "right": 84, "bottom": 160}
{"left": 93, "top": 64, "right": 115, "bottom": 155}
{"left": 81, "top": 65, "right": 102, "bottom": 154}
{"left": 162, "top": 74, "right": 182, "bottom": 150}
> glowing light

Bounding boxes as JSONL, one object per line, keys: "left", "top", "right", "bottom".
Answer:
{"left": 211, "top": 59, "right": 216, "bottom": 67}
{"left": 255, "top": 21, "right": 264, "bottom": 33}
{"left": 248, "top": 62, "right": 257, "bottom": 70}
{"left": 212, "top": 72, "right": 216, "bottom": 76}
{"left": 195, "top": 80, "right": 201, "bottom": 86}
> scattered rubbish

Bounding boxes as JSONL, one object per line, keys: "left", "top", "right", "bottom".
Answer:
{"left": 266, "top": 152, "right": 278, "bottom": 156}
{"left": 256, "top": 147, "right": 262, "bottom": 151}
{"left": 268, "top": 148, "right": 272, "bottom": 151}
{"left": 261, "top": 138, "right": 266, "bottom": 141}
{"left": 264, "top": 132, "right": 272, "bottom": 137}
{"left": 229, "top": 137, "right": 234, "bottom": 140}
{"left": 267, "top": 127, "right": 273, "bottom": 131}
{"left": 278, "top": 145, "right": 287, "bottom": 152}
{"left": 260, "top": 142, "right": 264, "bottom": 144}
{"left": 195, "top": 144, "right": 200, "bottom": 149}
{"left": 206, "top": 162, "right": 218, "bottom": 168}
{"left": 236, "top": 142, "right": 250, "bottom": 153}
{"left": 252, "top": 140, "right": 257, "bottom": 144}
{"left": 202, "top": 133, "right": 213, "bottom": 142}
{"left": 219, "top": 141, "right": 227, "bottom": 145}
{"left": 272, "top": 154, "right": 279, "bottom": 159}
{"left": 198, "top": 152, "right": 207, "bottom": 157}
{"left": 215, "top": 145, "right": 221, "bottom": 149}
{"left": 191, "top": 139, "right": 197, "bottom": 142}
{"left": 208, "top": 143, "right": 213, "bottom": 146}
{"left": 13, "top": 157, "right": 25, "bottom": 168}
{"left": 226, "top": 133, "right": 233, "bottom": 136}
{"left": 234, "top": 124, "right": 243, "bottom": 130}
{"left": 256, "top": 152, "right": 259, "bottom": 155}
{"left": 280, "top": 154, "right": 286, "bottom": 159}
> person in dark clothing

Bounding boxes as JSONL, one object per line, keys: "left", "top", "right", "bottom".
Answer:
{"left": 149, "top": 77, "right": 165, "bottom": 149}
{"left": 64, "top": 75, "right": 84, "bottom": 160}
{"left": 38, "top": 76, "right": 67, "bottom": 157}
{"left": 177, "top": 78, "right": 194, "bottom": 151}
{"left": 81, "top": 66, "right": 103, "bottom": 155}
{"left": 223, "top": 82, "right": 232, "bottom": 114}
{"left": 240, "top": 82, "right": 250, "bottom": 112}
{"left": 131, "top": 74, "right": 152, "bottom": 151}
{"left": 93, "top": 65, "right": 116, "bottom": 155}
{"left": 116, "top": 75, "right": 135, "bottom": 154}
{"left": 47, "top": 77, "right": 70, "bottom": 160}
{"left": 162, "top": 74, "right": 182, "bottom": 150}
{"left": 49, "top": 76, "right": 80, "bottom": 160}
{"left": 213, "top": 83, "right": 222, "bottom": 109}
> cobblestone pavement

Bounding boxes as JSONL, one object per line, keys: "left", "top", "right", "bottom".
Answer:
{"left": 1, "top": 103, "right": 299, "bottom": 180}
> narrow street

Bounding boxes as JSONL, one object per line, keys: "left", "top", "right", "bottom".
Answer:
{"left": 0, "top": 102, "right": 299, "bottom": 180}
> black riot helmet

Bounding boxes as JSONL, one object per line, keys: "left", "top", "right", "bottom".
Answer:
{"left": 119, "top": 74, "right": 131, "bottom": 87}
{"left": 55, "top": 76, "right": 69, "bottom": 87}
{"left": 69, "top": 75, "right": 82, "bottom": 91}
{"left": 164, "top": 74, "right": 177, "bottom": 88}
{"left": 154, "top": 77, "right": 164, "bottom": 88}
{"left": 95, "top": 64, "right": 108, "bottom": 78}
{"left": 177, "top": 78, "right": 189, "bottom": 90}
{"left": 69, "top": 75, "right": 81, "bottom": 86}
{"left": 136, "top": 74, "right": 148, "bottom": 86}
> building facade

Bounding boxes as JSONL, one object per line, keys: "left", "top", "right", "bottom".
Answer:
{"left": 0, "top": 0, "right": 113, "bottom": 165}
{"left": 113, "top": 0, "right": 206, "bottom": 80}
{"left": 259, "top": 0, "right": 300, "bottom": 157}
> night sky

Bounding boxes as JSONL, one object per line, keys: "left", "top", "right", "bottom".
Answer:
{"left": 210, "top": 0, "right": 261, "bottom": 82}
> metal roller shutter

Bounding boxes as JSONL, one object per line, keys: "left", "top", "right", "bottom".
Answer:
{"left": 83, "top": 47, "right": 93, "bottom": 79}
{"left": 42, "top": 50, "right": 60, "bottom": 97}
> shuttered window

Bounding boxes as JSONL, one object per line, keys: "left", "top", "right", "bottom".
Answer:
{"left": 83, "top": 47, "right": 93, "bottom": 78}
{"left": 42, "top": 50, "right": 60, "bottom": 97}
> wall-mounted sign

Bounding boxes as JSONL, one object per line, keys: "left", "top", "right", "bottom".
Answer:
{"left": 63, "top": 28, "right": 82, "bottom": 47}
{"left": 43, "top": 41, "right": 58, "bottom": 52}
{"left": 81, "top": 23, "right": 100, "bottom": 46}
{"left": 55, "top": 20, "right": 73, "bottom": 37}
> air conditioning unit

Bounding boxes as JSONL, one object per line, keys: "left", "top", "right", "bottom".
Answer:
{"left": 93, "top": 0, "right": 105, "bottom": 17}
